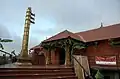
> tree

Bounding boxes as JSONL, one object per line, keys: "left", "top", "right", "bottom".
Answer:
{"left": 95, "top": 70, "right": 104, "bottom": 79}
{"left": 0, "top": 38, "right": 17, "bottom": 64}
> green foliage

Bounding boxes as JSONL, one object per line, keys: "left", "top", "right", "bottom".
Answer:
{"left": 110, "top": 41, "right": 120, "bottom": 46}
{"left": 42, "top": 38, "right": 86, "bottom": 53}
{"left": 109, "top": 38, "right": 120, "bottom": 47}
{"left": 0, "top": 49, "right": 17, "bottom": 65}
{"left": 0, "top": 38, "right": 13, "bottom": 42}
{"left": 0, "top": 38, "right": 13, "bottom": 49}
{"left": 94, "top": 41, "right": 98, "bottom": 48}
{"left": 95, "top": 70, "right": 104, "bottom": 79}
{"left": 0, "top": 38, "right": 16, "bottom": 65}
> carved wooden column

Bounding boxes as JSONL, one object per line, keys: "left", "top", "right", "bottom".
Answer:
{"left": 51, "top": 49, "right": 56, "bottom": 65}
{"left": 65, "top": 45, "right": 71, "bottom": 66}
{"left": 55, "top": 48, "right": 59, "bottom": 65}
{"left": 46, "top": 50, "right": 52, "bottom": 65}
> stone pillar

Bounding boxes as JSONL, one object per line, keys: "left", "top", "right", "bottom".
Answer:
{"left": 65, "top": 45, "right": 71, "bottom": 66}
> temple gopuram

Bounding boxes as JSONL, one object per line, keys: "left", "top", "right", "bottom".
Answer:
{"left": 30, "top": 23, "right": 120, "bottom": 79}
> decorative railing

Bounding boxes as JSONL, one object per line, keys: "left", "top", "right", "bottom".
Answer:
{"left": 71, "top": 55, "right": 93, "bottom": 79}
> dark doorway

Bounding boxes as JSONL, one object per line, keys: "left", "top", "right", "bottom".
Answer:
{"left": 59, "top": 48, "right": 65, "bottom": 65}
{"left": 104, "top": 76, "right": 110, "bottom": 79}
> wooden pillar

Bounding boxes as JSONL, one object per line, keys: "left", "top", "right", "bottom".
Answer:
{"left": 65, "top": 45, "right": 71, "bottom": 66}
{"left": 51, "top": 49, "right": 56, "bottom": 65}
{"left": 55, "top": 48, "right": 59, "bottom": 65}
{"left": 46, "top": 50, "right": 52, "bottom": 65}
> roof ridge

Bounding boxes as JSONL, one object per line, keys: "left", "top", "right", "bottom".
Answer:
{"left": 76, "top": 23, "right": 120, "bottom": 34}
{"left": 44, "top": 30, "right": 68, "bottom": 41}
{"left": 65, "top": 30, "right": 75, "bottom": 35}
{"left": 77, "top": 35, "right": 86, "bottom": 42}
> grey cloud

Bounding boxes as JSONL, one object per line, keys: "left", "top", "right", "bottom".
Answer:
{"left": 33, "top": 28, "right": 56, "bottom": 36}
{"left": 0, "top": 0, "right": 120, "bottom": 53}
{"left": 2, "top": 35, "right": 40, "bottom": 55}
{"left": 0, "top": 24, "right": 39, "bottom": 55}
{"left": 29, "top": 37, "right": 40, "bottom": 49}
{"left": 30, "top": 0, "right": 120, "bottom": 43}
{"left": 1, "top": 0, "right": 120, "bottom": 32}
{"left": 29, "top": 0, "right": 120, "bottom": 32}
{"left": 0, "top": 24, "right": 11, "bottom": 38}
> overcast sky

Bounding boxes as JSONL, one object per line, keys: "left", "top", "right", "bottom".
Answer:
{"left": 0, "top": 0, "right": 120, "bottom": 55}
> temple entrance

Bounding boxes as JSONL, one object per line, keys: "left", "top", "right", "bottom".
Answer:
{"left": 59, "top": 48, "right": 65, "bottom": 65}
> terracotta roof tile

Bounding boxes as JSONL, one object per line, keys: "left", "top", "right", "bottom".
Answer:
{"left": 30, "top": 44, "right": 43, "bottom": 50}
{"left": 75, "top": 23, "right": 120, "bottom": 42}
{"left": 43, "top": 30, "right": 83, "bottom": 42}
{"left": 31, "top": 23, "right": 120, "bottom": 50}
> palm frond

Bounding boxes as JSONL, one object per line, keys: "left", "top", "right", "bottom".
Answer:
{"left": 11, "top": 50, "right": 16, "bottom": 56}
{"left": 0, "top": 39, "right": 13, "bottom": 42}
{"left": 0, "top": 49, "right": 11, "bottom": 55}
{"left": 0, "top": 43, "right": 4, "bottom": 50}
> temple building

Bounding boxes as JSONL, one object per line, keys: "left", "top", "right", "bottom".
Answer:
{"left": 30, "top": 23, "right": 120, "bottom": 79}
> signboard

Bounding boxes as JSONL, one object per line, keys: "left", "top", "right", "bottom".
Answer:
{"left": 95, "top": 56, "right": 116, "bottom": 65}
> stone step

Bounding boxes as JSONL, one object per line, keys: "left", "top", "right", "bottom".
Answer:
{"left": 47, "top": 76, "right": 78, "bottom": 79}
{"left": 0, "top": 66, "right": 78, "bottom": 79}
{"left": 0, "top": 76, "right": 78, "bottom": 79}
{"left": 0, "top": 73, "right": 76, "bottom": 78}
{"left": 0, "top": 67, "right": 73, "bottom": 70}
{"left": 0, "top": 72, "right": 75, "bottom": 76}
{"left": 0, "top": 69, "right": 73, "bottom": 74}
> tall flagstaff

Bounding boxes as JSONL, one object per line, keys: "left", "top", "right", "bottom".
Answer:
{"left": 17, "top": 7, "right": 35, "bottom": 65}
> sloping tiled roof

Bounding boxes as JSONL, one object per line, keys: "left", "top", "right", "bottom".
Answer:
{"left": 43, "top": 30, "right": 83, "bottom": 42}
{"left": 30, "top": 44, "right": 43, "bottom": 50}
{"left": 30, "top": 23, "right": 120, "bottom": 50}
{"left": 75, "top": 23, "right": 120, "bottom": 42}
